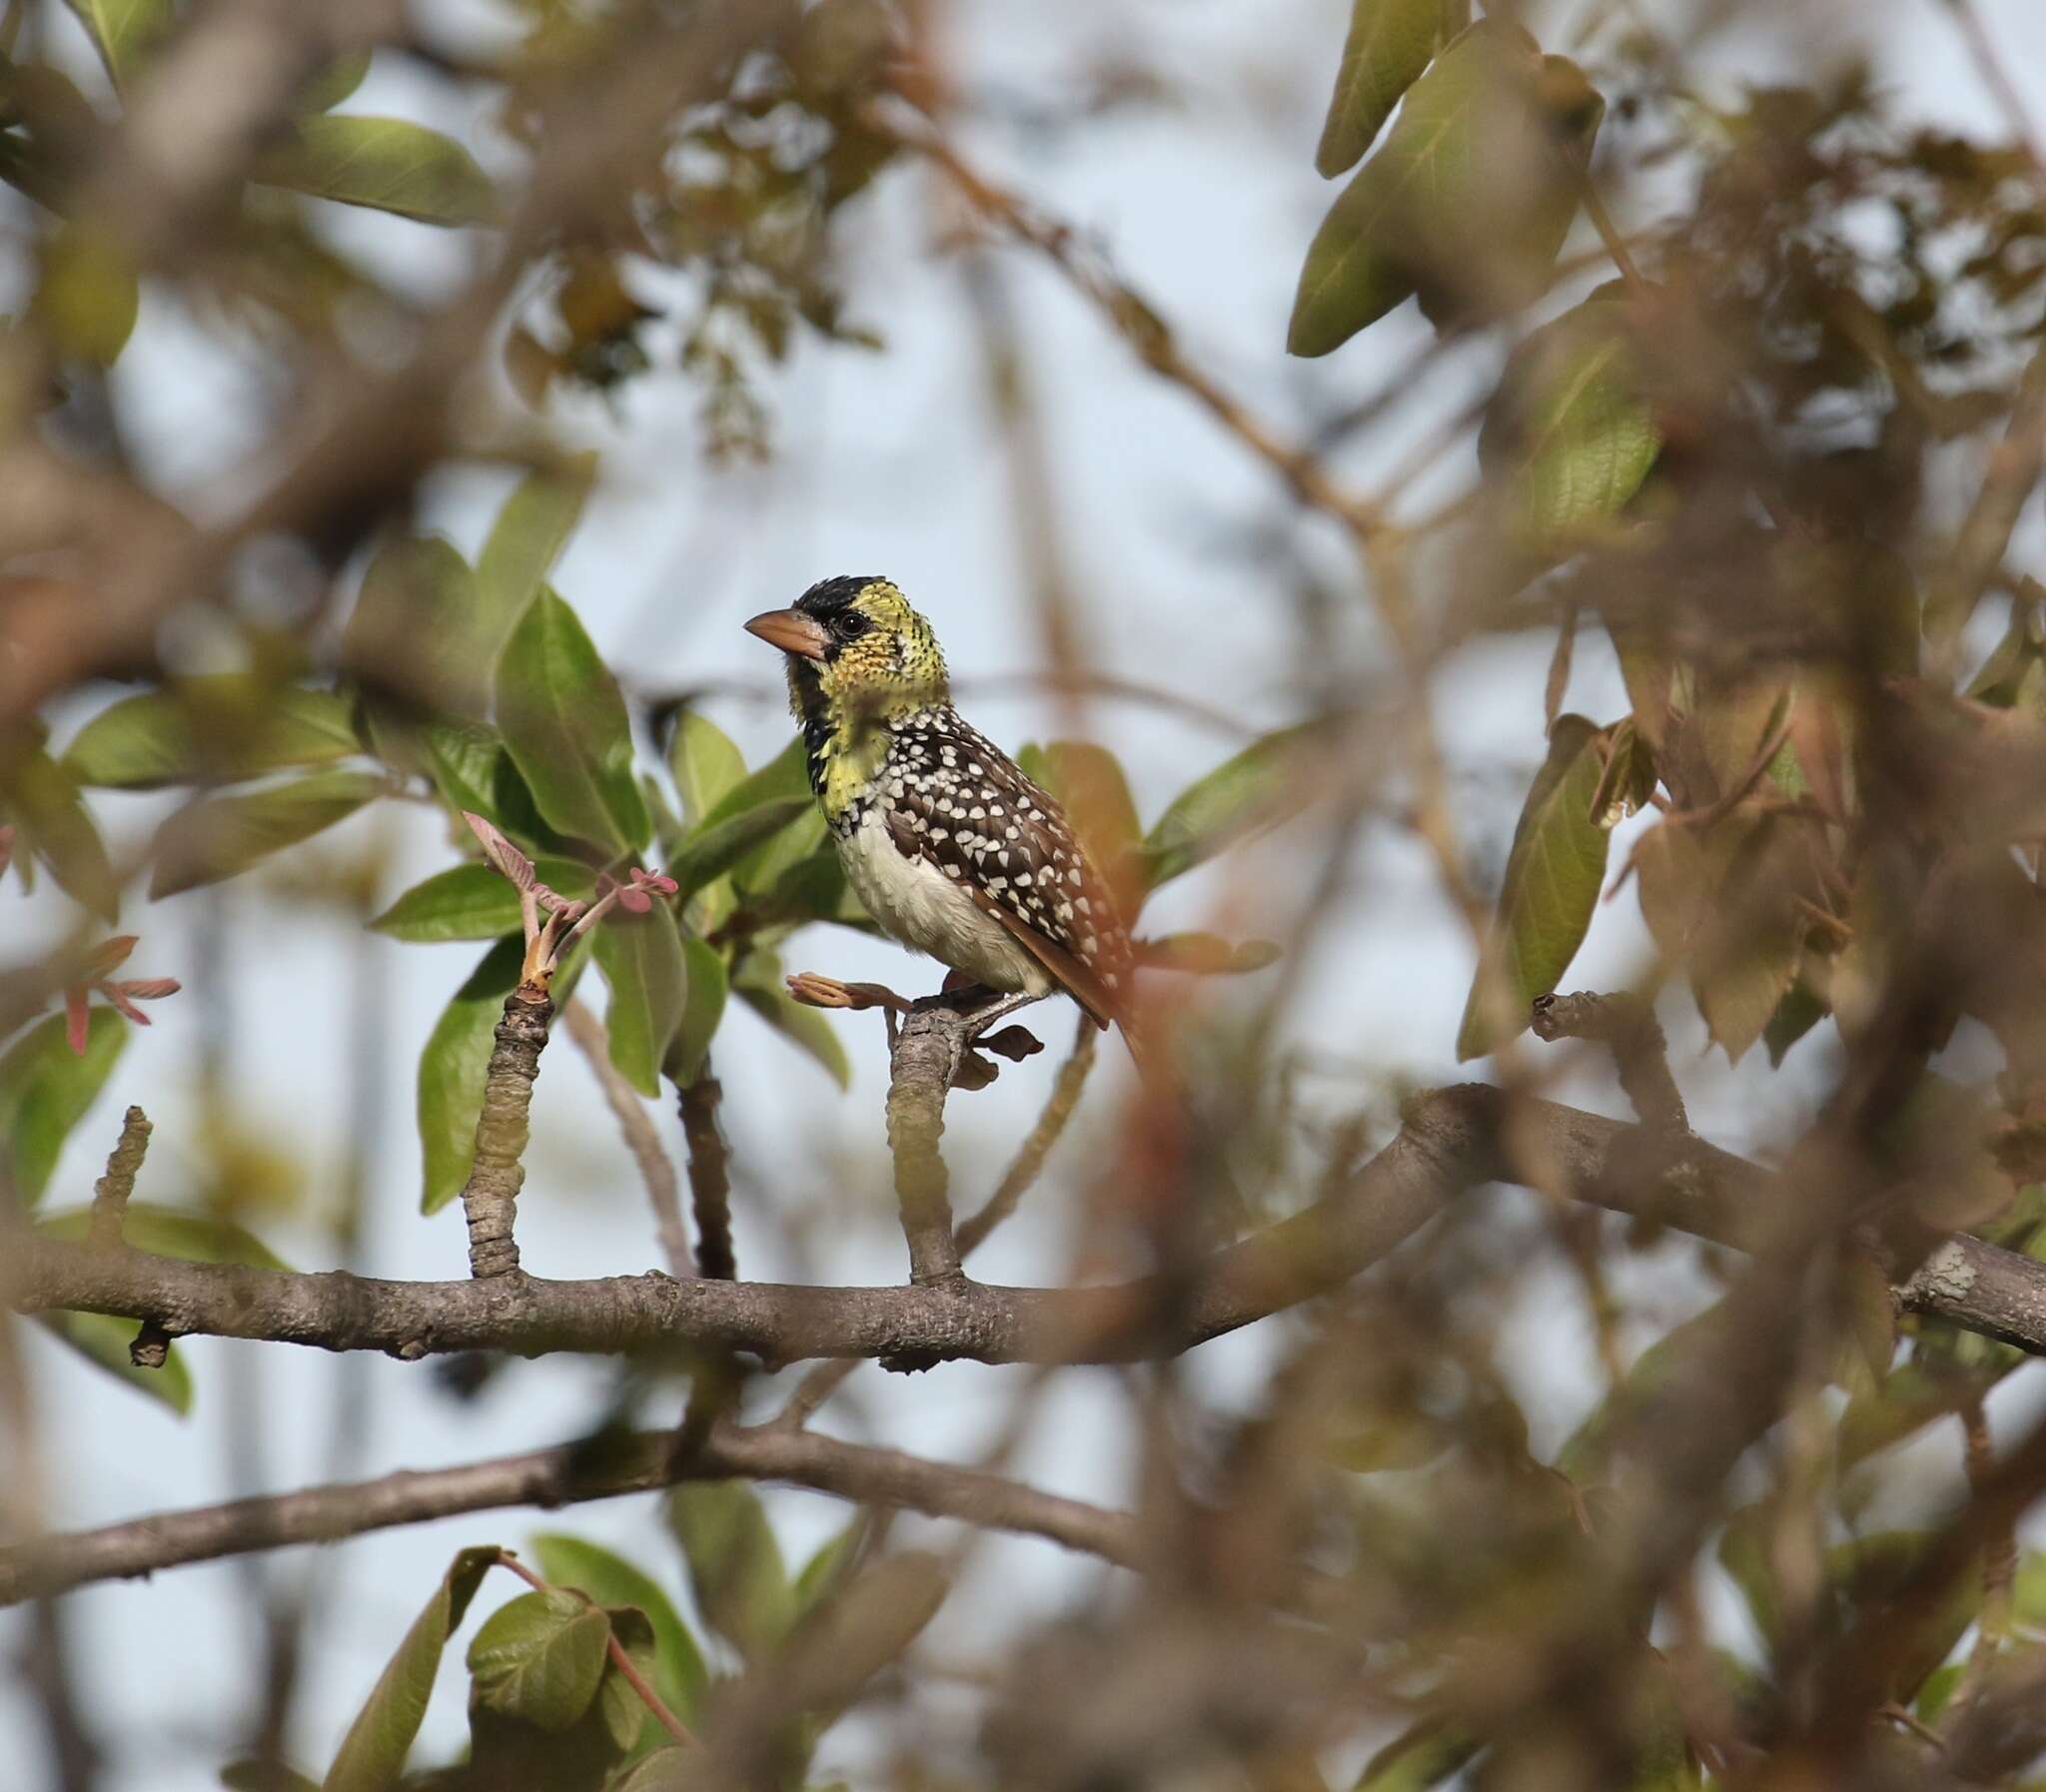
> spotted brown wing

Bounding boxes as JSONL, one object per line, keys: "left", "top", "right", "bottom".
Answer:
{"left": 877, "top": 710, "right": 1133, "bottom": 1029}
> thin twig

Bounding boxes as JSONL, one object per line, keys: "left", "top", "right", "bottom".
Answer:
{"left": 562, "top": 999, "right": 691, "bottom": 1278}
{"left": 678, "top": 1061, "right": 734, "bottom": 1282}
{"left": 461, "top": 985, "right": 553, "bottom": 1279}
{"left": 86, "top": 1106, "right": 151, "bottom": 1250}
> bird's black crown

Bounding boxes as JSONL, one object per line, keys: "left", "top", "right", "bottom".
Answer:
{"left": 794, "top": 575, "right": 886, "bottom": 619}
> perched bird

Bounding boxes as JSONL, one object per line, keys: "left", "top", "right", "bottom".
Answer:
{"left": 743, "top": 576, "right": 1135, "bottom": 1038}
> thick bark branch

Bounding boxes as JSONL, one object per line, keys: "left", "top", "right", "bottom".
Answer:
{"left": 885, "top": 1001, "right": 970, "bottom": 1284}
{"left": 0, "top": 1418, "right": 1138, "bottom": 1606}
{"left": 13, "top": 1086, "right": 2046, "bottom": 1366}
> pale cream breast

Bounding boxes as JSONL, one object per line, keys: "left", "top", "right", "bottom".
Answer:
{"left": 837, "top": 806, "right": 1055, "bottom": 995}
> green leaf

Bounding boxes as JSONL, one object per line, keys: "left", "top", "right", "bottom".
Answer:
{"left": 258, "top": 116, "right": 498, "bottom": 227}
{"left": 1354, "top": 1720, "right": 1478, "bottom": 1792}
{"left": 592, "top": 902, "right": 687, "bottom": 1097}
{"left": 467, "top": 1588, "right": 612, "bottom": 1732}
{"left": 1480, "top": 292, "right": 1661, "bottom": 546}
{"left": 665, "top": 710, "right": 748, "bottom": 830}
{"left": 35, "top": 1201, "right": 291, "bottom": 1269}
{"left": 666, "top": 796, "right": 813, "bottom": 902}
{"left": 666, "top": 1480, "right": 795, "bottom": 1663}
{"left": 530, "top": 1533, "right": 708, "bottom": 1727}
{"left": 65, "top": 678, "right": 363, "bottom": 790}
{"left": 1716, "top": 1505, "right": 1781, "bottom": 1658}
{"left": 370, "top": 858, "right": 594, "bottom": 943}
{"left": 38, "top": 1311, "right": 194, "bottom": 1413}
{"left": 1143, "top": 722, "right": 1326, "bottom": 891}
{"left": 4, "top": 741, "right": 117, "bottom": 919}
{"left": 150, "top": 770, "right": 384, "bottom": 899}
{"left": 698, "top": 735, "right": 810, "bottom": 827}
{"left": 323, "top": 1546, "right": 498, "bottom": 1792}
{"left": 222, "top": 1764, "right": 320, "bottom": 1792}
{"left": 298, "top": 49, "right": 373, "bottom": 114}
{"left": 346, "top": 538, "right": 486, "bottom": 718}
{"left": 793, "top": 1523, "right": 861, "bottom": 1612}
{"left": 0, "top": 1009, "right": 128, "bottom": 1207}
{"left": 495, "top": 589, "right": 649, "bottom": 854}
{"left": 732, "top": 952, "right": 850, "bottom": 1090}
{"left": 417, "top": 722, "right": 567, "bottom": 851}
{"left": 664, "top": 938, "right": 728, "bottom": 1088}
{"left": 1315, "top": 0, "right": 1469, "bottom": 177}
{"left": 1455, "top": 714, "right": 1610, "bottom": 1060}
{"left": 61, "top": 0, "right": 172, "bottom": 87}
{"left": 610, "top": 1752, "right": 693, "bottom": 1792}
{"left": 1290, "top": 24, "right": 1601, "bottom": 356}
{"left": 32, "top": 222, "right": 139, "bottom": 366}
{"left": 417, "top": 937, "right": 521, "bottom": 1215}
{"left": 591, "top": 1606, "right": 661, "bottom": 1754}
{"left": 476, "top": 456, "right": 599, "bottom": 665}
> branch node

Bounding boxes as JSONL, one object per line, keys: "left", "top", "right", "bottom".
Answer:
{"left": 128, "top": 1320, "right": 171, "bottom": 1370}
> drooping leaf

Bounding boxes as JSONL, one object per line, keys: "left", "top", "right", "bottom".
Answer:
{"left": 150, "top": 770, "right": 384, "bottom": 899}
{"left": 663, "top": 708, "right": 748, "bottom": 829}
{"left": 418, "top": 722, "right": 566, "bottom": 851}
{"left": 258, "top": 116, "right": 498, "bottom": 227}
{"left": 221, "top": 1763, "right": 320, "bottom": 1792}
{"left": 32, "top": 222, "right": 139, "bottom": 366}
{"left": 466, "top": 1588, "right": 612, "bottom": 1732}
{"left": 698, "top": 734, "right": 809, "bottom": 828}
{"left": 666, "top": 1480, "right": 794, "bottom": 1663}
{"left": 1455, "top": 714, "right": 1611, "bottom": 1060}
{"left": 65, "top": 678, "right": 362, "bottom": 790}
{"left": 3, "top": 739, "right": 117, "bottom": 919}
{"left": 1762, "top": 980, "right": 1828, "bottom": 1067}
{"left": 1480, "top": 291, "right": 1661, "bottom": 547}
{"left": 345, "top": 537, "right": 486, "bottom": 717}
{"left": 793, "top": 1523, "right": 862, "bottom": 1612}
{"left": 495, "top": 589, "right": 649, "bottom": 855}
{"left": 665, "top": 796, "right": 813, "bottom": 902}
{"left": 322, "top": 1546, "right": 499, "bottom": 1792}
{"left": 416, "top": 937, "right": 522, "bottom": 1215}
{"left": 1290, "top": 24, "right": 1602, "bottom": 356}
{"left": 371, "top": 859, "right": 594, "bottom": 943}
{"left": 530, "top": 1534, "right": 708, "bottom": 1728}
{"left": 0, "top": 1009, "right": 128, "bottom": 1206}
{"left": 1315, "top": 0, "right": 1470, "bottom": 177}
{"left": 1353, "top": 1720, "right": 1479, "bottom": 1792}
{"left": 37, "top": 1310, "right": 194, "bottom": 1412}
{"left": 476, "top": 456, "right": 599, "bottom": 664}
{"left": 593, "top": 902, "right": 688, "bottom": 1097}
{"left": 732, "top": 951, "right": 850, "bottom": 1090}
{"left": 1143, "top": 721, "right": 1327, "bottom": 891}
{"left": 60, "top": 0, "right": 172, "bottom": 88}
{"left": 297, "top": 49, "right": 373, "bottom": 114}
{"left": 664, "top": 938, "right": 728, "bottom": 1088}
{"left": 35, "top": 1201, "right": 291, "bottom": 1268}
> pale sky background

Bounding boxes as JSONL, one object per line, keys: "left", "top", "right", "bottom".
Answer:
{"left": 6, "top": 1, "right": 2046, "bottom": 1786}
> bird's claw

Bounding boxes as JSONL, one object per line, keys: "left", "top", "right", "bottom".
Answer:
{"left": 786, "top": 972, "right": 914, "bottom": 1014}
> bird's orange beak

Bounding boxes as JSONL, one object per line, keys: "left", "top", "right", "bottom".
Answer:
{"left": 743, "top": 608, "right": 830, "bottom": 661}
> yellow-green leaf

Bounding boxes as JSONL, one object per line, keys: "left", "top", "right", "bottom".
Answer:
{"left": 323, "top": 1547, "right": 498, "bottom": 1792}
{"left": 149, "top": 770, "right": 384, "bottom": 899}
{"left": 529, "top": 1533, "right": 708, "bottom": 1728}
{"left": 259, "top": 116, "right": 498, "bottom": 227}
{"left": 65, "top": 678, "right": 362, "bottom": 790}
{"left": 1455, "top": 714, "right": 1611, "bottom": 1060}
{"left": 592, "top": 901, "right": 687, "bottom": 1097}
{"left": 1315, "top": 0, "right": 1470, "bottom": 177}
{"left": 664, "top": 938, "right": 728, "bottom": 1088}
{"left": 1290, "top": 24, "right": 1601, "bottom": 356}
{"left": 466, "top": 1588, "right": 611, "bottom": 1732}
{"left": 0, "top": 1009, "right": 128, "bottom": 1207}
{"left": 495, "top": 589, "right": 649, "bottom": 855}
{"left": 475, "top": 456, "right": 598, "bottom": 664}
{"left": 60, "top": 0, "right": 172, "bottom": 88}
{"left": 732, "top": 950, "right": 850, "bottom": 1089}
{"left": 664, "top": 708, "right": 747, "bottom": 829}
{"left": 416, "top": 937, "right": 520, "bottom": 1215}
{"left": 370, "top": 859, "right": 593, "bottom": 943}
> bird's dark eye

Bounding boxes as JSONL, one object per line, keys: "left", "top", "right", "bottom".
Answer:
{"left": 836, "top": 610, "right": 872, "bottom": 641}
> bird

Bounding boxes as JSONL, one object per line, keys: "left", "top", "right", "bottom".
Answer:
{"left": 743, "top": 575, "right": 1136, "bottom": 1043}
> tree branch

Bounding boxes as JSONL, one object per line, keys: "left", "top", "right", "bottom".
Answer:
{"left": 563, "top": 999, "right": 691, "bottom": 1279}
{"left": 461, "top": 985, "right": 553, "bottom": 1279}
{"left": 14, "top": 1086, "right": 2046, "bottom": 1368}
{"left": 0, "top": 1416, "right": 1140, "bottom": 1607}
